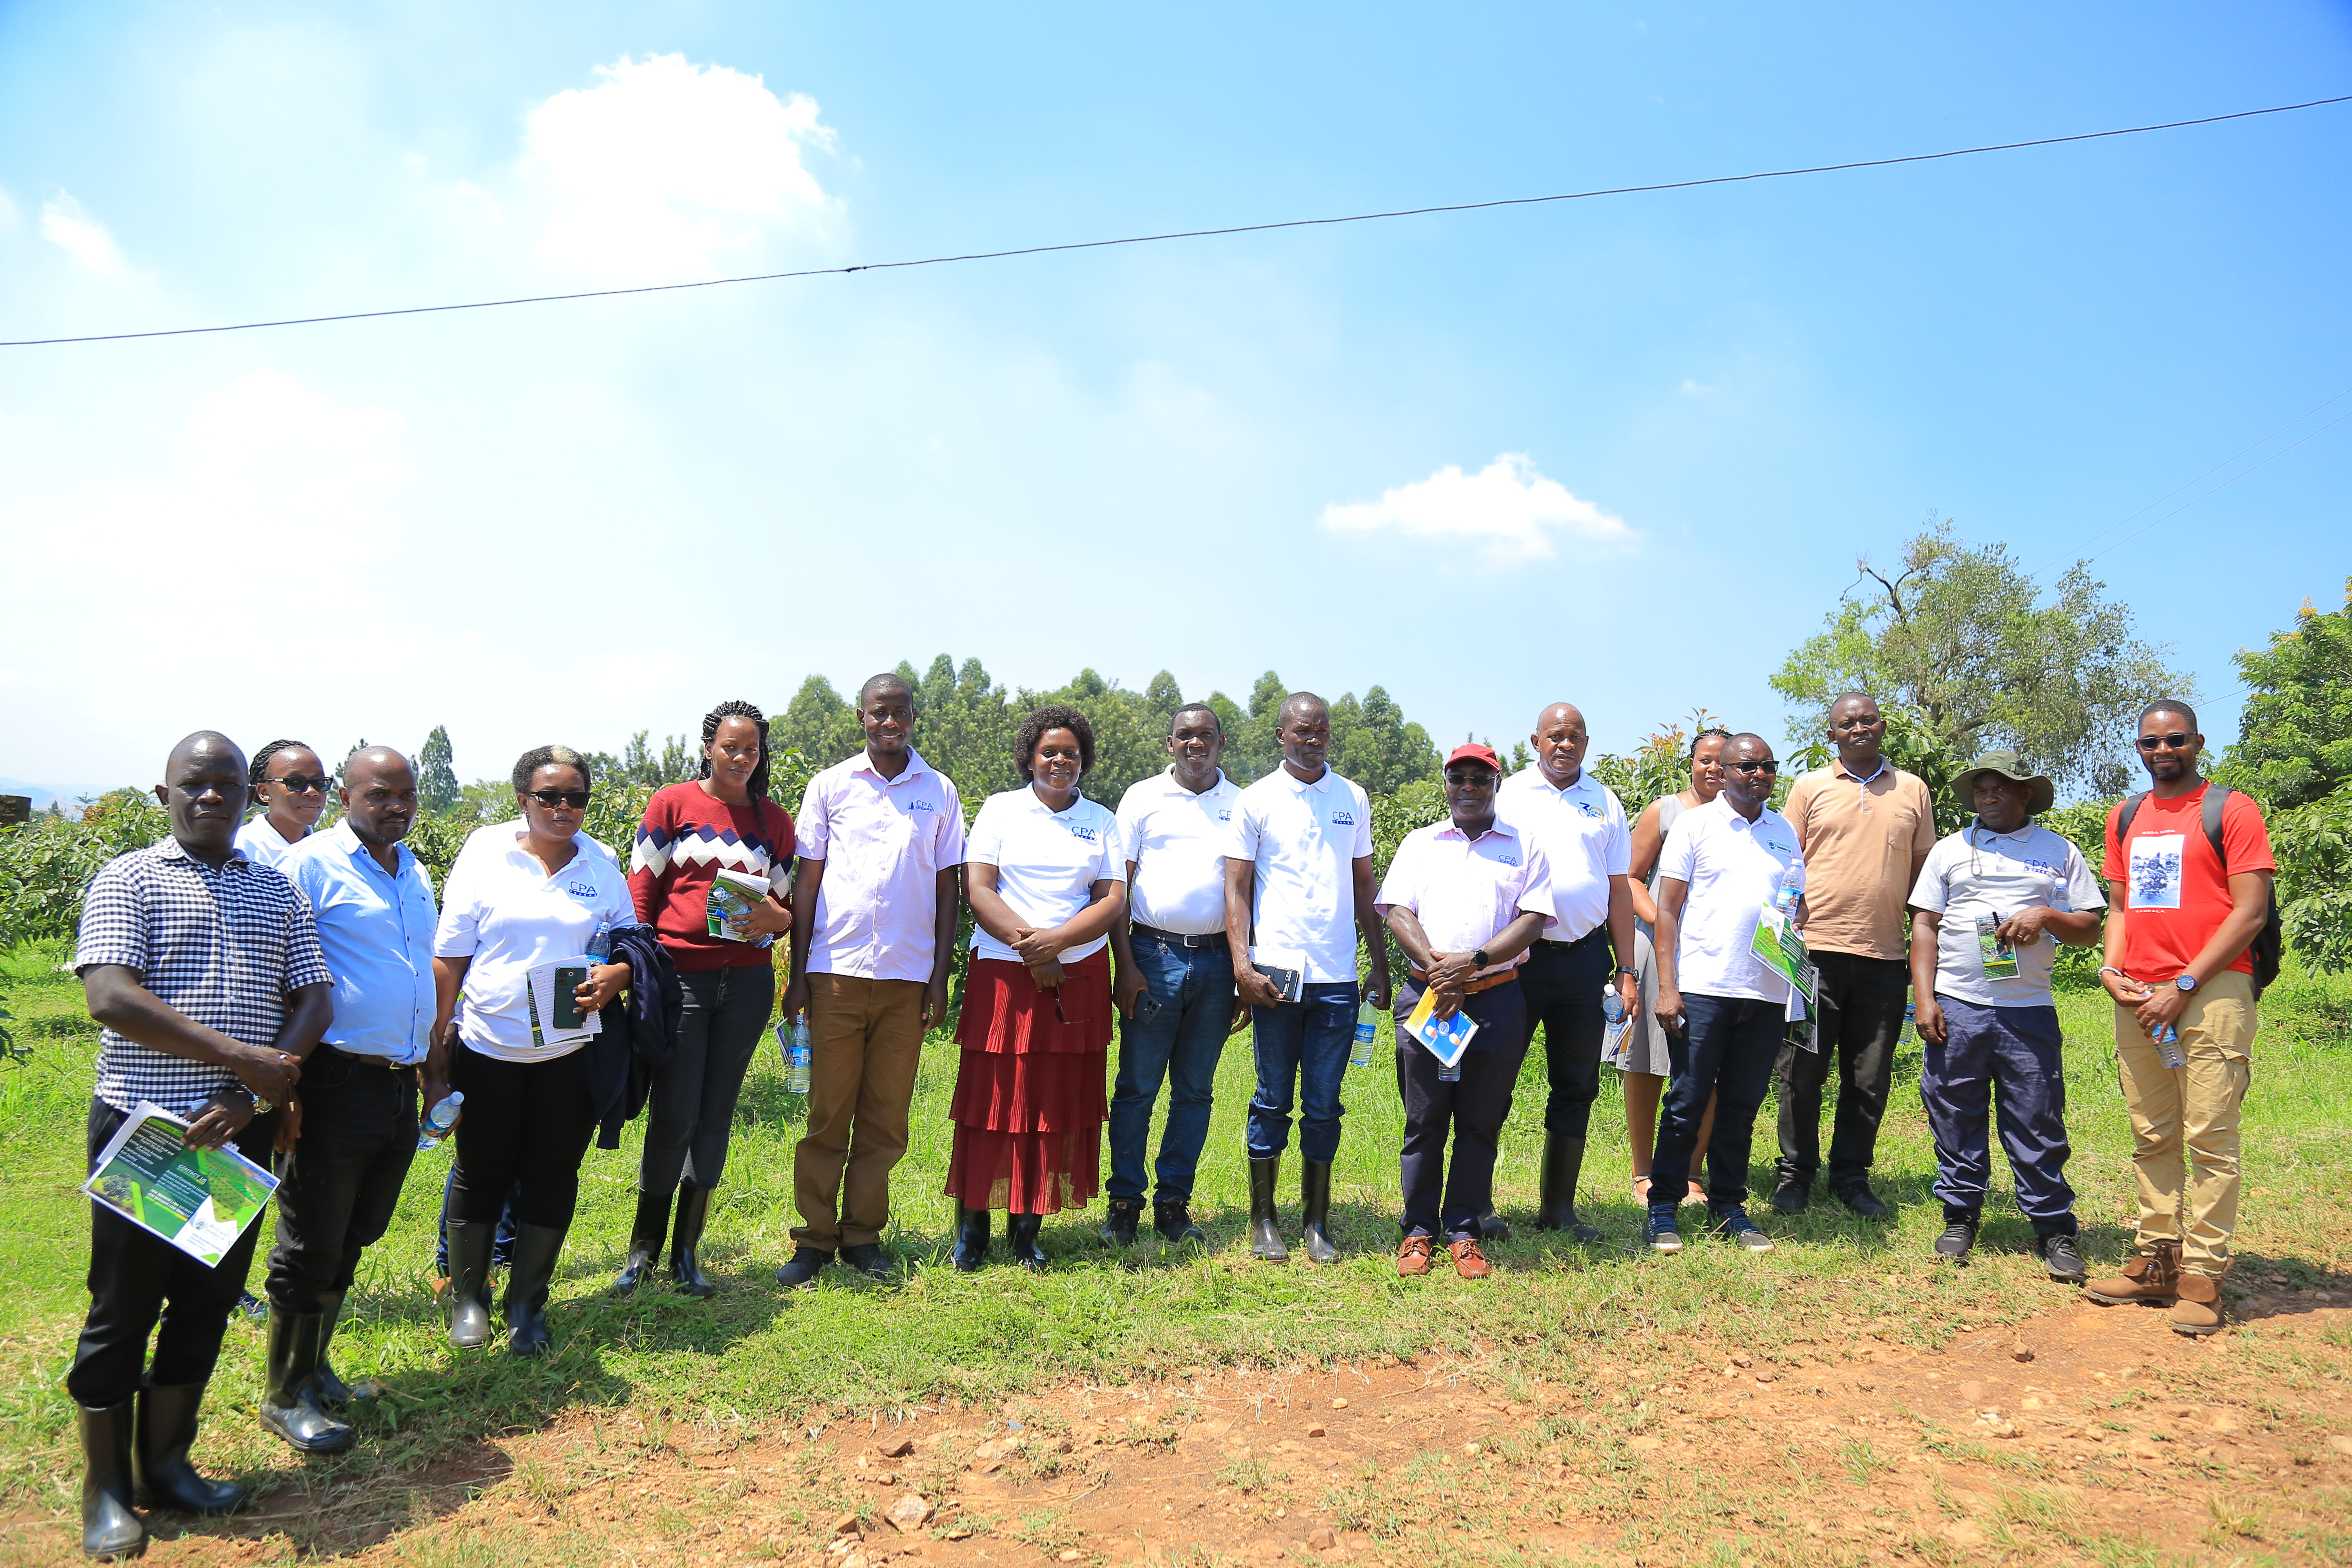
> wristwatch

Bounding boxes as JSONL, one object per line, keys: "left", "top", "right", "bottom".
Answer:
{"left": 1471, "top": 948, "right": 1491, "bottom": 969}
{"left": 2175, "top": 973, "right": 2198, "bottom": 993}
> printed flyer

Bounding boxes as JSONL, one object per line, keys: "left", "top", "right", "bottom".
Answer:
{"left": 81, "top": 1102, "right": 277, "bottom": 1267}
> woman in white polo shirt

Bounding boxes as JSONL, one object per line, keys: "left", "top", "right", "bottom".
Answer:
{"left": 432, "top": 746, "right": 637, "bottom": 1356}
{"left": 945, "top": 705, "right": 1128, "bottom": 1272}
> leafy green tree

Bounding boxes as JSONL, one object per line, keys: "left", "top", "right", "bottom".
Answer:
{"left": 417, "top": 725, "right": 461, "bottom": 813}
{"left": 1328, "top": 686, "right": 1439, "bottom": 796}
{"left": 1772, "top": 519, "right": 2188, "bottom": 795}
{"left": 2214, "top": 579, "right": 2352, "bottom": 811}
{"left": 775, "top": 675, "right": 867, "bottom": 776}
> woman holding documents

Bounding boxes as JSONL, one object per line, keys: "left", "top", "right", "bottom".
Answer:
{"left": 432, "top": 746, "right": 637, "bottom": 1356}
{"left": 1375, "top": 744, "right": 1555, "bottom": 1281}
{"left": 616, "top": 702, "right": 795, "bottom": 1298}
{"left": 945, "top": 705, "right": 1127, "bottom": 1272}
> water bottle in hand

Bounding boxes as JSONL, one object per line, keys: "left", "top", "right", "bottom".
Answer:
{"left": 1350, "top": 1001, "right": 1377, "bottom": 1067}
{"left": 2152, "top": 1021, "right": 2187, "bottom": 1069}
{"left": 779, "top": 1014, "right": 814, "bottom": 1094}
{"left": 587, "top": 920, "right": 611, "bottom": 963}
{"left": 1600, "top": 983, "right": 1633, "bottom": 1065}
{"left": 1773, "top": 858, "right": 1808, "bottom": 918}
{"left": 415, "top": 1089, "right": 463, "bottom": 1153}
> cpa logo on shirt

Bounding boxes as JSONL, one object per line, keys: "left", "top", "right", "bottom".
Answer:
{"left": 1495, "top": 851, "right": 1522, "bottom": 866}
{"left": 1216, "top": 810, "right": 1232, "bottom": 824}
{"left": 907, "top": 799, "right": 936, "bottom": 813}
{"left": 1067, "top": 824, "right": 1098, "bottom": 843}
{"left": 565, "top": 880, "right": 598, "bottom": 899}
{"left": 1331, "top": 811, "right": 1355, "bottom": 826}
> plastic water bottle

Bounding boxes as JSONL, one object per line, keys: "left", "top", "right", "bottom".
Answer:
{"left": 586, "top": 920, "right": 611, "bottom": 963}
{"left": 2153, "top": 1022, "right": 2187, "bottom": 1069}
{"left": 1900, "top": 1002, "right": 1920, "bottom": 1047}
{"left": 1437, "top": 1055, "right": 1462, "bottom": 1083}
{"left": 1350, "top": 1002, "right": 1378, "bottom": 1067}
{"left": 1773, "top": 858, "right": 1807, "bottom": 918}
{"left": 415, "top": 1090, "right": 463, "bottom": 1153}
{"left": 1601, "top": 984, "right": 1632, "bottom": 1065}
{"left": 778, "top": 1014, "right": 814, "bottom": 1094}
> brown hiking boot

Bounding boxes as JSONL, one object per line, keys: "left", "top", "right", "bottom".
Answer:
{"left": 2084, "top": 1239, "right": 2181, "bottom": 1306}
{"left": 2171, "top": 1267, "right": 2229, "bottom": 1336}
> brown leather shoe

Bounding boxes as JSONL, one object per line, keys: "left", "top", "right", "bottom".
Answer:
{"left": 1448, "top": 1237, "right": 1492, "bottom": 1280}
{"left": 2084, "top": 1238, "right": 2181, "bottom": 1306}
{"left": 1397, "top": 1236, "right": 1435, "bottom": 1277}
{"left": 2170, "top": 1268, "right": 2228, "bottom": 1336}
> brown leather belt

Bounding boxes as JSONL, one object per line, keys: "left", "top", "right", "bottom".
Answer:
{"left": 1408, "top": 967, "right": 1517, "bottom": 996}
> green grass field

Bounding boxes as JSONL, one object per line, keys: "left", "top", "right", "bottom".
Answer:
{"left": 2, "top": 936, "right": 2348, "bottom": 1542}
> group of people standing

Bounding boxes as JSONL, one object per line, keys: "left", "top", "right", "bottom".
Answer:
{"left": 62, "top": 682, "right": 2275, "bottom": 1559}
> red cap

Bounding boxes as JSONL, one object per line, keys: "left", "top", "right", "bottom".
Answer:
{"left": 1443, "top": 742, "right": 1502, "bottom": 773}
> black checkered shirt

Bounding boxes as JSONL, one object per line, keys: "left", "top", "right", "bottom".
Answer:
{"left": 74, "top": 837, "right": 331, "bottom": 1115}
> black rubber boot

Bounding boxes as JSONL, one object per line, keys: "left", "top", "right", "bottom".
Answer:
{"left": 502, "top": 1223, "right": 568, "bottom": 1359}
{"left": 1247, "top": 1156, "right": 1288, "bottom": 1262}
{"left": 1475, "top": 1210, "right": 1513, "bottom": 1243}
{"left": 312, "top": 1290, "right": 381, "bottom": 1407}
{"left": 78, "top": 1399, "right": 145, "bottom": 1560}
{"left": 951, "top": 1205, "right": 991, "bottom": 1272}
{"left": 1007, "top": 1213, "right": 1047, "bottom": 1271}
{"left": 1152, "top": 1199, "right": 1207, "bottom": 1245}
{"left": 1099, "top": 1197, "right": 1141, "bottom": 1248}
{"left": 668, "top": 1183, "right": 715, "bottom": 1298}
{"left": 1299, "top": 1159, "right": 1340, "bottom": 1264}
{"left": 134, "top": 1381, "right": 245, "bottom": 1515}
{"left": 258, "top": 1311, "right": 356, "bottom": 1454}
{"left": 610, "top": 1188, "right": 673, "bottom": 1296}
{"left": 445, "top": 1219, "right": 495, "bottom": 1350}
{"left": 1536, "top": 1134, "right": 1602, "bottom": 1242}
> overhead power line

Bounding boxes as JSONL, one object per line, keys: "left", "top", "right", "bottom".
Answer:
{"left": 4, "top": 91, "right": 2348, "bottom": 350}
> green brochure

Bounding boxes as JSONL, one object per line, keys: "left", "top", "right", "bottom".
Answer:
{"left": 1976, "top": 914, "right": 2020, "bottom": 980}
{"left": 81, "top": 1101, "right": 277, "bottom": 1267}
{"left": 1748, "top": 909, "right": 1819, "bottom": 1007}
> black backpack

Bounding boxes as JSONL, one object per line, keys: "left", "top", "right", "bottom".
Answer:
{"left": 2115, "top": 784, "right": 2284, "bottom": 998}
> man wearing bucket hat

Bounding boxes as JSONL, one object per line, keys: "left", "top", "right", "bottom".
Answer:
{"left": 1905, "top": 752, "right": 2106, "bottom": 1279}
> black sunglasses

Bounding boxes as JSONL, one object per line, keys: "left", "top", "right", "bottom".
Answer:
{"left": 270, "top": 776, "right": 333, "bottom": 794}
{"left": 1443, "top": 770, "right": 1497, "bottom": 786}
{"left": 2135, "top": 732, "right": 2193, "bottom": 752}
{"left": 524, "top": 789, "right": 592, "bottom": 808}
{"left": 1727, "top": 760, "right": 1780, "bottom": 774}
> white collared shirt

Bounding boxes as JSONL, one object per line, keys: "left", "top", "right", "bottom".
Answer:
{"left": 1225, "top": 765, "right": 1375, "bottom": 985}
{"left": 1375, "top": 817, "right": 1555, "bottom": 977}
{"left": 1495, "top": 766, "right": 1631, "bottom": 942}
{"left": 1116, "top": 766, "right": 1240, "bottom": 935}
{"left": 964, "top": 787, "right": 1127, "bottom": 964}
{"left": 1657, "top": 794, "right": 1804, "bottom": 1003}
{"left": 433, "top": 823, "right": 639, "bottom": 1062}
{"left": 1909, "top": 821, "right": 2105, "bottom": 1008}
{"left": 233, "top": 814, "right": 303, "bottom": 867}
{"left": 797, "top": 746, "right": 966, "bottom": 982}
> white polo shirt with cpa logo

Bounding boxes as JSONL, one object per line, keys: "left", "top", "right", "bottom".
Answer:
{"left": 1226, "top": 765, "right": 1375, "bottom": 985}
{"left": 1495, "top": 765, "right": 1631, "bottom": 943}
{"left": 963, "top": 786, "right": 1127, "bottom": 964}
{"left": 1116, "top": 766, "right": 1240, "bottom": 936}
{"left": 1657, "top": 794, "right": 1803, "bottom": 1004}
{"left": 433, "top": 824, "right": 639, "bottom": 1062}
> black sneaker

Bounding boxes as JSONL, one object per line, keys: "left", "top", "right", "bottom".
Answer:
{"left": 1769, "top": 1179, "right": 1809, "bottom": 1215}
{"left": 1152, "top": 1200, "right": 1207, "bottom": 1246}
{"left": 2038, "top": 1231, "right": 2087, "bottom": 1284}
{"left": 1836, "top": 1185, "right": 1891, "bottom": 1221}
{"left": 1645, "top": 1206, "right": 1684, "bottom": 1254}
{"left": 1934, "top": 1214, "right": 1979, "bottom": 1265}
{"left": 1099, "top": 1198, "right": 1141, "bottom": 1248}
{"left": 773, "top": 1246, "right": 832, "bottom": 1289}
{"left": 839, "top": 1243, "right": 897, "bottom": 1283}
{"left": 1711, "top": 1207, "right": 1775, "bottom": 1252}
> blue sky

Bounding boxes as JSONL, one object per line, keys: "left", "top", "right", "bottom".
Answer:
{"left": 2, "top": 3, "right": 2347, "bottom": 800}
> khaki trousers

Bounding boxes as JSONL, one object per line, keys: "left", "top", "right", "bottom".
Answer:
{"left": 2113, "top": 969, "right": 2255, "bottom": 1276}
{"left": 790, "top": 973, "right": 929, "bottom": 1250}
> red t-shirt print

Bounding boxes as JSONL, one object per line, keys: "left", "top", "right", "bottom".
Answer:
{"left": 627, "top": 782, "right": 796, "bottom": 973}
{"left": 2102, "top": 783, "right": 2274, "bottom": 981}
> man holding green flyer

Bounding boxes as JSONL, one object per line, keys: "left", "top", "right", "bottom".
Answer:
{"left": 70, "top": 732, "right": 332, "bottom": 1560}
{"left": 1905, "top": 752, "right": 2106, "bottom": 1278}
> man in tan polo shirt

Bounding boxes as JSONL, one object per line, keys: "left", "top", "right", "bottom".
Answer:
{"left": 1773, "top": 693, "right": 1936, "bottom": 1218}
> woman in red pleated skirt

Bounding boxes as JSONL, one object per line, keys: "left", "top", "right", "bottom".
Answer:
{"left": 947, "top": 705, "right": 1129, "bottom": 1271}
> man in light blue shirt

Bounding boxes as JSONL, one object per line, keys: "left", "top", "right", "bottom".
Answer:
{"left": 260, "top": 747, "right": 440, "bottom": 1456}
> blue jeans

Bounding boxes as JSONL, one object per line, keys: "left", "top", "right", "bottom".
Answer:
{"left": 1650, "top": 993, "right": 1785, "bottom": 1211}
{"left": 1921, "top": 996, "right": 2076, "bottom": 1233}
{"left": 1247, "top": 980, "right": 1357, "bottom": 1163}
{"left": 1108, "top": 935, "right": 1236, "bottom": 1204}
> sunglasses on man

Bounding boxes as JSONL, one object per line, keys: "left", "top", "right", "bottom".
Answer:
{"left": 524, "top": 789, "right": 593, "bottom": 808}
{"left": 1726, "top": 759, "right": 1779, "bottom": 775}
{"left": 2135, "top": 732, "right": 2194, "bottom": 753}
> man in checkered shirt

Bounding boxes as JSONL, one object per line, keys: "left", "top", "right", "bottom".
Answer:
{"left": 67, "top": 731, "right": 332, "bottom": 1561}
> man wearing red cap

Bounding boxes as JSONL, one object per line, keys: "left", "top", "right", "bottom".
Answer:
{"left": 1374, "top": 744, "right": 1556, "bottom": 1279}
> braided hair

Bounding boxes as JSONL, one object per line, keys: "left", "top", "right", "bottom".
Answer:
{"left": 698, "top": 700, "right": 772, "bottom": 803}
{"left": 1689, "top": 726, "right": 1733, "bottom": 759}
{"left": 248, "top": 738, "right": 315, "bottom": 786}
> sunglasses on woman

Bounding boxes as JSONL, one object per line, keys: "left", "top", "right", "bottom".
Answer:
{"left": 524, "top": 789, "right": 593, "bottom": 808}
{"left": 270, "top": 776, "right": 333, "bottom": 794}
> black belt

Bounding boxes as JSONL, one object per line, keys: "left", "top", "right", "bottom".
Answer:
{"left": 1131, "top": 922, "right": 1228, "bottom": 949}
{"left": 317, "top": 1043, "right": 416, "bottom": 1072}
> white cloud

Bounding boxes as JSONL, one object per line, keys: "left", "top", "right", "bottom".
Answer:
{"left": 519, "top": 53, "right": 839, "bottom": 285}
{"left": 40, "top": 192, "right": 127, "bottom": 276}
{"left": 1319, "top": 452, "right": 1635, "bottom": 564}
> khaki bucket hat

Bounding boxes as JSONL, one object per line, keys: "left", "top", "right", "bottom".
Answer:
{"left": 1951, "top": 750, "right": 2055, "bottom": 817}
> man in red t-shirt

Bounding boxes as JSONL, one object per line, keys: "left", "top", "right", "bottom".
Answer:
{"left": 2085, "top": 699, "right": 2274, "bottom": 1336}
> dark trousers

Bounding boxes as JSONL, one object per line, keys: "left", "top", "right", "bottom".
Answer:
{"left": 1108, "top": 934, "right": 1235, "bottom": 1204}
{"left": 1519, "top": 929, "right": 1615, "bottom": 1138}
{"left": 67, "top": 1099, "right": 276, "bottom": 1410}
{"left": 641, "top": 965, "right": 773, "bottom": 1193}
{"left": 1247, "top": 980, "right": 1357, "bottom": 1162}
{"left": 1651, "top": 994, "right": 1784, "bottom": 1209}
{"left": 1394, "top": 978, "right": 1528, "bottom": 1240}
{"left": 450, "top": 1043, "right": 598, "bottom": 1229}
{"left": 265, "top": 1049, "right": 420, "bottom": 1314}
{"left": 1921, "top": 996, "right": 2076, "bottom": 1234}
{"left": 1775, "top": 950, "right": 1908, "bottom": 1192}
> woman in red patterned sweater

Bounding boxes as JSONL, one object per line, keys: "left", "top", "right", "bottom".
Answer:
{"left": 614, "top": 701, "right": 795, "bottom": 1296}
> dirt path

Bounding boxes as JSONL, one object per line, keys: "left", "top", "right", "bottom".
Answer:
{"left": 10, "top": 1285, "right": 2351, "bottom": 1566}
